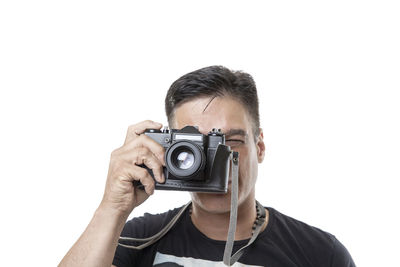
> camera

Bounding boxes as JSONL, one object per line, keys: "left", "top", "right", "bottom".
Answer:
{"left": 138, "top": 125, "right": 233, "bottom": 193}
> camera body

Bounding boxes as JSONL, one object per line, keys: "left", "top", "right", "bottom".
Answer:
{"left": 142, "top": 125, "right": 232, "bottom": 193}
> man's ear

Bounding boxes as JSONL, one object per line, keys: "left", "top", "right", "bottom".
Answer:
{"left": 256, "top": 128, "right": 266, "bottom": 163}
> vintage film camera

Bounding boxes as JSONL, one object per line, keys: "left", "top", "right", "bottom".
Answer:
{"left": 137, "top": 125, "right": 233, "bottom": 193}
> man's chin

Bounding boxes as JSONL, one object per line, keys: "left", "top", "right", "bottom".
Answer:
{"left": 190, "top": 191, "right": 232, "bottom": 214}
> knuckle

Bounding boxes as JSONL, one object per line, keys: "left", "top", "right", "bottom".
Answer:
{"left": 115, "top": 174, "right": 126, "bottom": 183}
{"left": 143, "top": 174, "right": 155, "bottom": 185}
{"left": 144, "top": 180, "right": 155, "bottom": 191}
{"left": 111, "top": 148, "right": 120, "bottom": 158}
{"left": 110, "top": 150, "right": 122, "bottom": 165}
{"left": 148, "top": 184, "right": 155, "bottom": 192}
{"left": 138, "top": 166, "right": 149, "bottom": 178}
{"left": 127, "top": 125, "right": 134, "bottom": 133}
{"left": 155, "top": 148, "right": 165, "bottom": 159}
{"left": 134, "top": 147, "right": 150, "bottom": 163}
{"left": 127, "top": 125, "right": 139, "bottom": 135}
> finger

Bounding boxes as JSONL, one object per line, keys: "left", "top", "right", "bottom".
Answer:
{"left": 120, "top": 146, "right": 165, "bottom": 183}
{"left": 124, "top": 120, "right": 163, "bottom": 145}
{"left": 123, "top": 135, "right": 166, "bottom": 167}
{"left": 118, "top": 163, "right": 156, "bottom": 195}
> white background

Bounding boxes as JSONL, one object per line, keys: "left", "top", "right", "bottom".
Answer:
{"left": 0, "top": 1, "right": 399, "bottom": 266}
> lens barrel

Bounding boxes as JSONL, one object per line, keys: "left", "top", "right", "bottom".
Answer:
{"left": 165, "top": 141, "right": 205, "bottom": 179}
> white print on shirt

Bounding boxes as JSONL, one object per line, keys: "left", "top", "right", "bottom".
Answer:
{"left": 153, "top": 252, "right": 263, "bottom": 267}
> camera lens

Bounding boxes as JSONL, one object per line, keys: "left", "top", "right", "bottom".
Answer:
{"left": 165, "top": 141, "right": 205, "bottom": 179}
{"left": 175, "top": 150, "right": 195, "bottom": 170}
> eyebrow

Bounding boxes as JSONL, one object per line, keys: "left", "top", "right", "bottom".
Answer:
{"left": 224, "top": 129, "right": 248, "bottom": 138}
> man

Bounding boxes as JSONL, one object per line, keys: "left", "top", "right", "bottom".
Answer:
{"left": 59, "top": 66, "right": 355, "bottom": 266}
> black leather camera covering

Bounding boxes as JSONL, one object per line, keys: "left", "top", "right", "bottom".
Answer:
{"left": 136, "top": 126, "right": 233, "bottom": 193}
{"left": 155, "top": 143, "right": 231, "bottom": 192}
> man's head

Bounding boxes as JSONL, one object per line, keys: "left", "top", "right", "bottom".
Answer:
{"left": 164, "top": 66, "right": 265, "bottom": 213}
{"left": 165, "top": 65, "right": 260, "bottom": 140}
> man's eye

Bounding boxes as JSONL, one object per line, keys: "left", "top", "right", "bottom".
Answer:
{"left": 225, "top": 139, "right": 245, "bottom": 147}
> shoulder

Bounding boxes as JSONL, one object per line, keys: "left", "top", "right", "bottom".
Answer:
{"left": 267, "top": 207, "right": 336, "bottom": 244}
{"left": 265, "top": 207, "right": 355, "bottom": 266}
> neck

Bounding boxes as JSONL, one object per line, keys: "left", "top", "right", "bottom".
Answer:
{"left": 190, "top": 196, "right": 258, "bottom": 241}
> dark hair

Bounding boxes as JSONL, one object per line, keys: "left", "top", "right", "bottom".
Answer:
{"left": 165, "top": 65, "right": 260, "bottom": 139}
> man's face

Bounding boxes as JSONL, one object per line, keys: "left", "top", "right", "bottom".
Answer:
{"left": 171, "top": 96, "right": 265, "bottom": 213}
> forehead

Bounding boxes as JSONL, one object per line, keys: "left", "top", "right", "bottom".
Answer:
{"left": 172, "top": 96, "right": 252, "bottom": 135}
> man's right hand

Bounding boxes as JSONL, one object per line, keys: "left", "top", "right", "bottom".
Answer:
{"left": 59, "top": 120, "right": 166, "bottom": 267}
{"left": 100, "top": 120, "right": 166, "bottom": 217}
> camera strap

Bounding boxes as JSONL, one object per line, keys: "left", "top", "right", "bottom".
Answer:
{"left": 222, "top": 151, "right": 239, "bottom": 265}
{"left": 118, "top": 151, "right": 265, "bottom": 266}
{"left": 222, "top": 152, "right": 266, "bottom": 266}
{"left": 118, "top": 201, "right": 191, "bottom": 250}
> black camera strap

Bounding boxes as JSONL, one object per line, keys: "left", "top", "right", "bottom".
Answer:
{"left": 118, "top": 151, "right": 265, "bottom": 266}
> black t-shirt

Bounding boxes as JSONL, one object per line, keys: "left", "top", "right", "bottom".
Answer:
{"left": 113, "top": 204, "right": 355, "bottom": 267}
